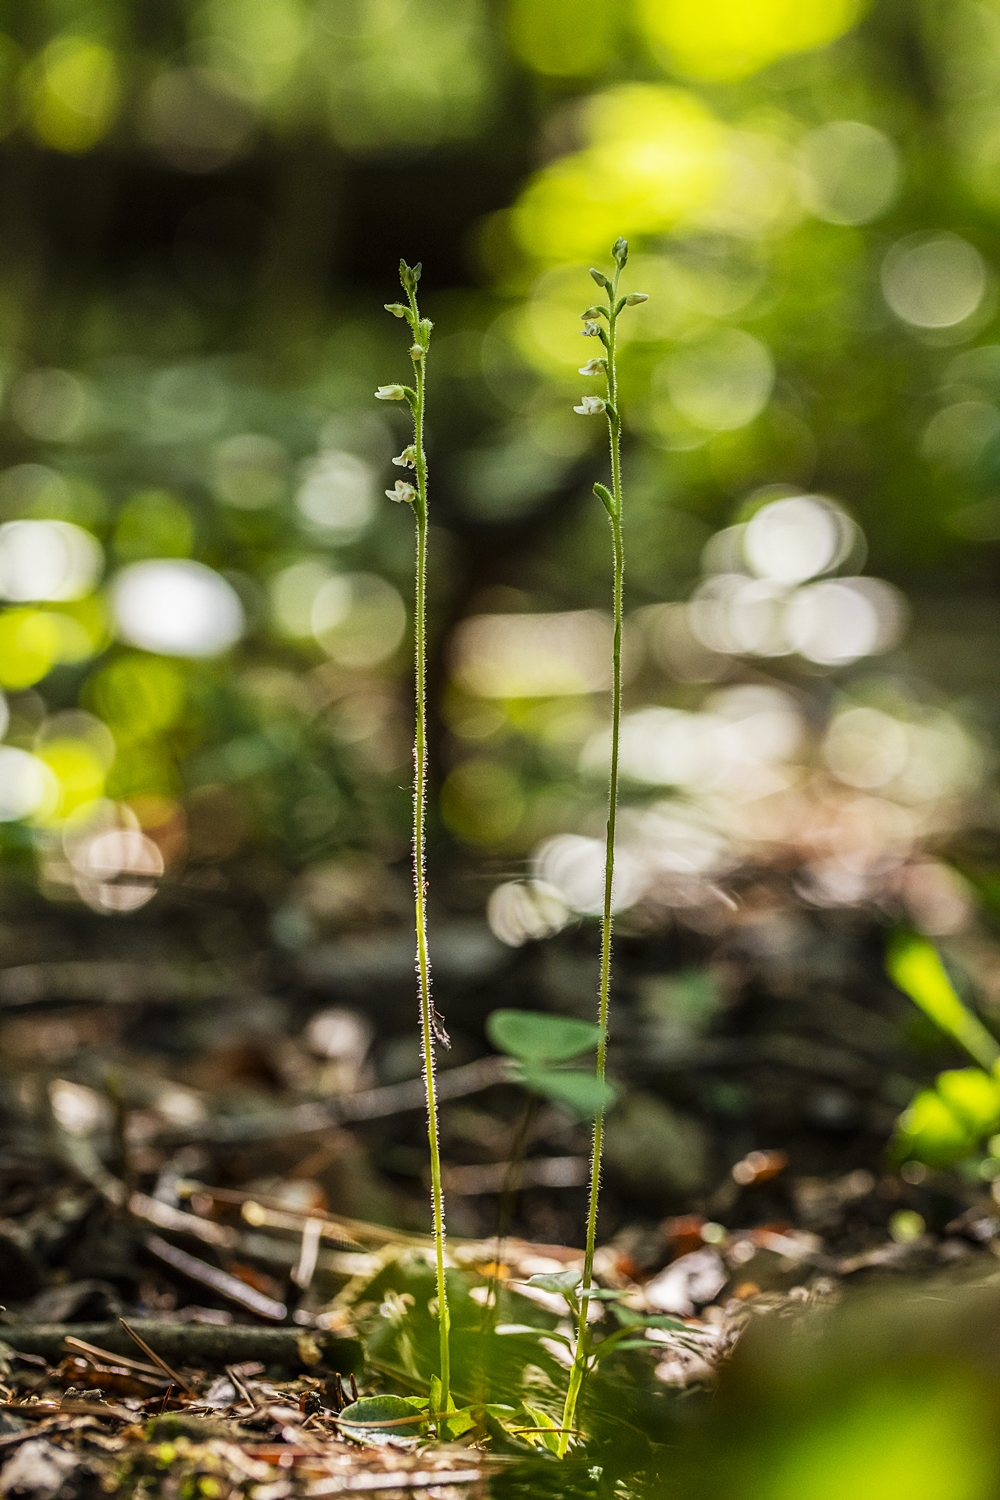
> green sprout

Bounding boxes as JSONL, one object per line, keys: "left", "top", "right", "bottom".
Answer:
{"left": 887, "top": 931, "right": 1000, "bottom": 1167}
{"left": 559, "top": 237, "right": 647, "bottom": 1454}
{"left": 376, "top": 260, "right": 451, "bottom": 1415}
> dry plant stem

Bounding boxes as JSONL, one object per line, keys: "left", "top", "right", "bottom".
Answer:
{"left": 559, "top": 251, "right": 628, "bottom": 1456}
{"left": 479, "top": 1096, "right": 537, "bottom": 1335}
{"left": 404, "top": 270, "right": 452, "bottom": 1413}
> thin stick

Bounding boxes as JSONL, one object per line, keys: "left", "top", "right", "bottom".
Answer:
{"left": 63, "top": 1335, "right": 165, "bottom": 1379}
{"left": 559, "top": 239, "right": 645, "bottom": 1454}
{"left": 478, "top": 1096, "right": 536, "bottom": 1335}
{"left": 225, "top": 1364, "right": 257, "bottom": 1410}
{"left": 118, "top": 1318, "right": 195, "bottom": 1396}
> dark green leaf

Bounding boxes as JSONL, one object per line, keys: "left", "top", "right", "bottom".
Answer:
{"left": 338, "top": 1396, "right": 428, "bottom": 1435}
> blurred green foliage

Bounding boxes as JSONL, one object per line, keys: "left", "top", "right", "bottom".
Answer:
{"left": 0, "top": 0, "right": 995, "bottom": 951}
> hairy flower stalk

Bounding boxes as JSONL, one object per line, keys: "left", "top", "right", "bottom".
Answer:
{"left": 559, "top": 239, "right": 647, "bottom": 1454}
{"left": 376, "top": 262, "right": 451, "bottom": 1416}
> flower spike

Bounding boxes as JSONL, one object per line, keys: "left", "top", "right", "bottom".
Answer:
{"left": 559, "top": 237, "right": 648, "bottom": 1457}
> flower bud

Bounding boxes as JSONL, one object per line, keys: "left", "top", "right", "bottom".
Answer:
{"left": 589, "top": 268, "right": 610, "bottom": 288}
{"left": 399, "top": 259, "right": 422, "bottom": 292}
{"left": 580, "top": 307, "right": 604, "bottom": 320}
{"left": 409, "top": 344, "right": 424, "bottom": 360}
{"left": 624, "top": 292, "right": 649, "bottom": 306}
{"left": 393, "top": 446, "right": 417, "bottom": 468}
{"left": 384, "top": 302, "right": 409, "bottom": 319}
{"left": 573, "top": 395, "right": 606, "bottom": 416}
{"left": 386, "top": 479, "right": 417, "bottom": 504}
{"left": 578, "top": 358, "right": 607, "bottom": 376}
{"left": 375, "top": 384, "right": 407, "bottom": 401}
{"left": 612, "top": 237, "right": 628, "bottom": 266}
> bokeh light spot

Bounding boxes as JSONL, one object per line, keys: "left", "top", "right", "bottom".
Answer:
{"left": 635, "top": 0, "right": 862, "bottom": 82}
{"left": 824, "top": 706, "right": 910, "bottom": 789}
{"left": 452, "top": 611, "right": 613, "bottom": 697}
{"left": 142, "top": 67, "right": 256, "bottom": 173}
{"left": 29, "top": 38, "right": 119, "bottom": 153}
{"left": 795, "top": 121, "right": 900, "bottom": 225}
{"left": 744, "top": 495, "right": 853, "bottom": 583}
{"left": 11, "top": 369, "right": 87, "bottom": 441}
{"left": 487, "top": 879, "right": 570, "bottom": 946}
{"left": 0, "top": 746, "right": 57, "bottom": 821}
{"left": 212, "top": 433, "right": 288, "bottom": 509}
{"left": 921, "top": 402, "right": 1000, "bottom": 468}
{"left": 311, "top": 572, "right": 406, "bottom": 668}
{"left": 296, "top": 450, "right": 375, "bottom": 536}
{"left": 113, "top": 491, "right": 194, "bottom": 562}
{"left": 71, "top": 826, "right": 165, "bottom": 913}
{"left": 34, "top": 739, "right": 107, "bottom": 823}
{"left": 534, "top": 832, "right": 646, "bottom": 915}
{"left": 112, "top": 559, "right": 245, "bottom": 657}
{"left": 441, "top": 758, "right": 525, "bottom": 845}
{"left": 0, "top": 520, "right": 101, "bottom": 602}
{"left": 785, "top": 577, "right": 906, "bottom": 665}
{"left": 513, "top": 85, "right": 728, "bottom": 263}
{"left": 882, "top": 234, "right": 988, "bottom": 329}
{"left": 0, "top": 609, "right": 62, "bottom": 688}
{"left": 84, "top": 656, "right": 184, "bottom": 746}
{"left": 663, "top": 329, "right": 774, "bottom": 431}
{"left": 270, "top": 558, "right": 334, "bottom": 638}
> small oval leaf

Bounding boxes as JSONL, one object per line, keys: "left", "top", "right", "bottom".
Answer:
{"left": 487, "top": 1009, "right": 600, "bottom": 1065}
{"left": 526, "top": 1269, "right": 582, "bottom": 1297}
{"left": 518, "top": 1066, "right": 616, "bottom": 1117}
{"left": 338, "top": 1396, "right": 428, "bottom": 1435}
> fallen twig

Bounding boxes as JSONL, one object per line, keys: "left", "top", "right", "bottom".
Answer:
{"left": 119, "top": 1319, "right": 195, "bottom": 1395}
{"left": 63, "top": 1335, "right": 166, "bottom": 1379}
{"left": 152, "top": 1055, "right": 514, "bottom": 1146}
{"left": 0, "top": 1323, "right": 358, "bottom": 1368}
{"left": 144, "top": 1235, "right": 287, "bottom": 1321}
{"left": 306, "top": 1468, "right": 485, "bottom": 1494}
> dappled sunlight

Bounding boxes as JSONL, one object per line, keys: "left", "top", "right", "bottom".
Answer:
{"left": 111, "top": 559, "right": 246, "bottom": 657}
{"left": 452, "top": 610, "right": 614, "bottom": 698}
{"left": 473, "top": 496, "right": 980, "bottom": 942}
{"left": 635, "top": 0, "right": 864, "bottom": 82}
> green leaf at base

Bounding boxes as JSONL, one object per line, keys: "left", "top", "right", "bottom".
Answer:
{"left": 338, "top": 1395, "right": 428, "bottom": 1437}
{"left": 518, "top": 1066, "right": 617, "bottom": 1117}
{"left": 526, "top": 1268, "right": 583, "bottom": 1300}
{"left": 487, "top": 1009, "right": 600, "bottom": 1065}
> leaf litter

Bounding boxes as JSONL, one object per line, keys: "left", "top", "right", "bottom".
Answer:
{"left": 6, "top": 915, "right": 1000, "bottom": 1495}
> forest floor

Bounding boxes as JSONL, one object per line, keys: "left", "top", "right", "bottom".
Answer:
{"left": 0, "top": 895, "right": 995, "bottom": 1496}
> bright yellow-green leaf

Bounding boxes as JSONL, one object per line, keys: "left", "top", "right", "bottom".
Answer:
{"left": 886, "top": 932, "right": 1000, "bottom": 1071}
{"left": 894, "top": 1088, "right": 976, "bottom": 1167}
{"left": 936, "top": 1068, "right": 1000, "bottom": 1134}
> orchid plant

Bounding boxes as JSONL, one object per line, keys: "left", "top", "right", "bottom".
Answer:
{"left": 558, "top": 238, "right": 647, "bottom": 1452}
{"left": 375, "top": 260, "right": 451, "bottom": 1418}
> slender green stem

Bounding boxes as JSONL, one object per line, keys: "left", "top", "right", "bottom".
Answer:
{"left": 559, "top": 259, "right": 626, "bottom": 1456}
{"left": 405, "top": 278, "right": 450, "bottom": 1412}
